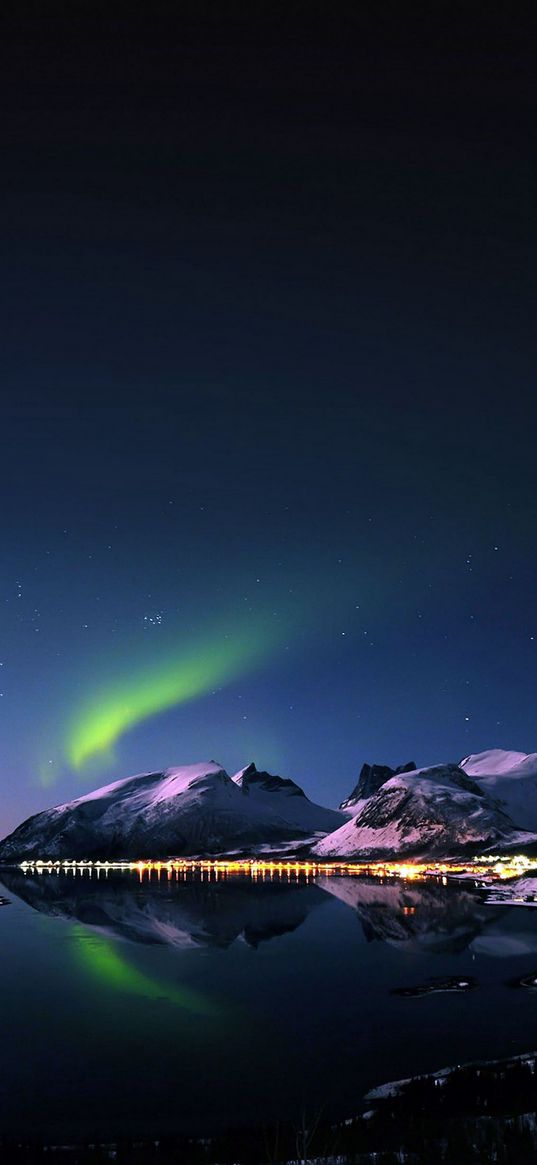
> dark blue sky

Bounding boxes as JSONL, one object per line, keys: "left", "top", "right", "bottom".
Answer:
{"left": 1, "top": 5, "right": 537, "bottom": 832}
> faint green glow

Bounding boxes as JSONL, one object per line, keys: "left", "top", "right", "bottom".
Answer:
{"left": 66, "top": 627, "right": 274, "bottom": 770}
{"left": 72, "top": 925, "right": 214, "bottom": 1013}
{"left": 37, "top": 758, "right": 62, "bottom": 789}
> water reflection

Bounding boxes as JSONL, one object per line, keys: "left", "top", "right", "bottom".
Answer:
{"left": 318, "top": 876, "right": 505, "bottom": 953}
{"left": 0, "top": 867, "right": 329, "bottom": 949}
{"left": 0, "top": 867, "right": 517, "bottom": 956}
{"left": 3, "top": 868, "right": 537, "bottom": 1140}
{"left": 71, "top": 924, "right": 215, "bottom": 1012}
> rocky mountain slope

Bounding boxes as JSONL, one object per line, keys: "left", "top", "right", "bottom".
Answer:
{"left": 339, "top": 760, "right": 417, "bottom": 813}
{"left": 314, "top": 758, "right": 537, "bottom": 860}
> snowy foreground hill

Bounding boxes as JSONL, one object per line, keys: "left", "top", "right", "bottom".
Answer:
{"left": 0, "top": 762, "right": 345, "bottom": 861}
{"left": 2, "top": 749, "right": 537, "bottom": 863}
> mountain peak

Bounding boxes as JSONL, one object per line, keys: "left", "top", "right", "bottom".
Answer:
{"left": 340, "top": 761, "right": 417, "bottom": 811}
{"left": 232, "top": 763, "right": 257, "bottom": 784}
{"left": 232, "top": 762, "right": 311, "bottom": 799}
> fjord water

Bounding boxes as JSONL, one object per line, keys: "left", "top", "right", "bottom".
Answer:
{"left": 2, "top": 870, "right": 537, "bottom": 1140}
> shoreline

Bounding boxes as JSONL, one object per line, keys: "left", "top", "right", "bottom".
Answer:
{"left": 3, "top": 1046, "right": 537, "bottom": 1162}
{"left": 3, "top": 853, "right": 537, "bottom": 884}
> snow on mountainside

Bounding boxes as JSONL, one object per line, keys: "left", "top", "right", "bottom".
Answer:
{"left": 461, "top": 749, "right": 531, "bottom": 776}
{"left": 460, "top": 749, "right": 537, "bottom": 831}
{"left": 0, "top": 761, "right": 346, "bottom": 862}
{"left": 313, "top": 762, "right": 537, "bottom": 860}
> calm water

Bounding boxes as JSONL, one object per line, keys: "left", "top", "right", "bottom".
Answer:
{"left": 2, "top": 867, "right": 537, "bottom": 1140}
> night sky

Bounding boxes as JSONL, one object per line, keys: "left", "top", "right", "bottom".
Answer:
{"left": 2, "top": 5, "right": 537, "bottom": 834}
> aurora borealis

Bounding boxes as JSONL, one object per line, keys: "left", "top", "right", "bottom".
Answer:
{"left": 66, "top": 622, "right": 281, "bottom": 771}
{"left": 1, "top": 8, "right": 537, "bottom": 840}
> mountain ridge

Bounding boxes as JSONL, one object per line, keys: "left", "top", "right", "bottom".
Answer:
{"left": 2, "top": 748, "right": 537, "bottom": 863}
{"left": 0, "top": 761, "right": 346, "bottom": 862}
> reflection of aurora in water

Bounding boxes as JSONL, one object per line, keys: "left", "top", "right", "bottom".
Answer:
{"left": 66, "top": 623, "right": 278, "bottom": 770}
{"left": 4, "top": 868, "right": 537, "bottom": 1142}
{"left": 71, "top": 924, "right": 215, "bottom": 1014}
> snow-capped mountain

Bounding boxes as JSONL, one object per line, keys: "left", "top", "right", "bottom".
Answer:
{"left": 0, "top": 761, "right": 346, "bottom": 862}
{"left": 461, "top": 749, "right": 537, "bottom": 831}
{"left": 314, "top": 761, "right": 537, "bottom": 860}
{"left": 3, "top": 747, "right": 537, "bottom": 864}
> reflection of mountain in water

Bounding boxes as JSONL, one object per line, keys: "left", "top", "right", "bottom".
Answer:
{"left": 1, "top": 870, "right": 328, "bottom": 950}
{"left": 318, "top": 876, "right": 505, "bottom": 954}
{"left": 3, "top": 870, "right": 526, "bottom": 957}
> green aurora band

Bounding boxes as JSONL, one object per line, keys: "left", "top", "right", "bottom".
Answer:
{"left": 66, "top": 625, "right": 277, "bottom": 770}
{"left": 72, "top": 925, "right": 214, "bottom": 1013}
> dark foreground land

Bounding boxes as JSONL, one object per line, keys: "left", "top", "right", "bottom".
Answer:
{"left": 3, "top": 1052, "right": 537, "bottom": 1164}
